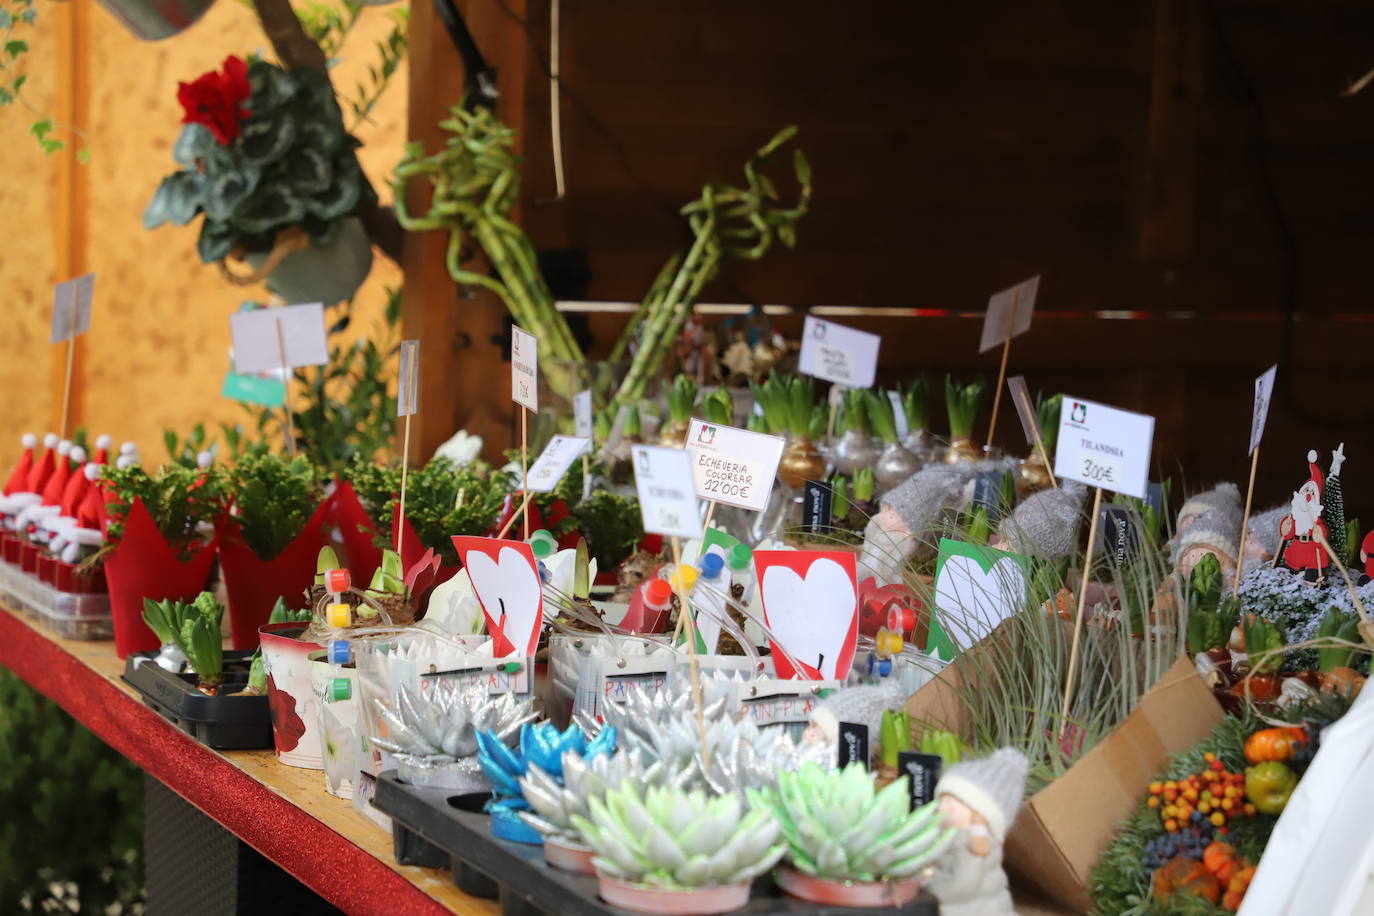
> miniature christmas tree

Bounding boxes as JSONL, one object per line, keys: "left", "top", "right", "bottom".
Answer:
{"left": 1322, "top": 443, "right": 1347, "bottom": 564}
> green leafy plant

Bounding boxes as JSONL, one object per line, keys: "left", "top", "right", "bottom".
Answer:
{"left": 702, "top": 388, "right": 733, "bottom": 425}
{"left": 1186, "top": 554, "right": 1237, "bottom": 656}
{"left": 389, "top": 458, "right": 515, "bottom": 565}
{"left": 226, "top": 452, "right": 323, "bottom": 560}
{"left": 142, "top": 592, "right": 226, "bottom": 691}
{"left": 567, "top": 489, "right": 645, "bottom": 570}
{"left": 368, "top": 548, "right": 406, "bottom": 596}
{"left": 666, "top": 375, "right": 699, "bottom": 425}
{"left": 144, "top": 57, "right": 376, "bottom": 264}
{"left": 344, "top": 456, "right": 401, "bottom": 532}
{"left": 293, "top": 0, "right": 408, "bottom": 130}
{"left": 1035, "top": 392, "right": 1063, "bottom": 455}
{"left": 879, "top": 709, "right": 911, "bottom": 767}
{"left": 752, "top": 373, "right": 816, "bottom": 439}
{"left": 864, "top": 389, "right": 900, "bottom": 444}
{"left": 944, "top": 374, "right": 986, "bottom": 441}
{"left": 900, "top": 376, "right": 930, "bottom": 434}
{"left": 852, "top": 467, "right": 875, "bottom": 505}
{"left": 1315, "top": 607, "right": 1365, "bottom": 673}
{"left": 100, "top": 463, "right": 227, "bottom": 561}
{"left": 1, "top": 0, "right": 88, "bottom": 160}
{"left": 840, "top": 388, "right": 869, "bottom": 435}
{"left": 1242, "top": 616, "right": 1286, "bottom": 675}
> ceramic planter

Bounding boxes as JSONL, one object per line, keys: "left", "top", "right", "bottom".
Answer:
{"left": 217, "top": 501, "right": 328, "bottom": 650}
{"left": 245, "top": 217, "right": 373, "bottom": 306}
{"left": 544, "top": 836, "right": 596, "bottom": 874}
{"left": 775, "top": 866, "right": 924, "bottom": 907}
{"left": 595, "top": 873, "right": 750, "bottom": 915}
{"left": 93, "top": 0, "right": 216, "bottom": 40}
{"left": 260, "top": 622, "right": 324, "bottom": 769}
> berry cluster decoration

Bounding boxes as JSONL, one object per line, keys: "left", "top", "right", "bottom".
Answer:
{"left": 1146, "top": 753, "right": 1257, "bottom": 834}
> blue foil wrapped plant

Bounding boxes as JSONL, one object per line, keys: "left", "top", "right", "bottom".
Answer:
{"left": 477, "top": 722, "right": 617, "bottom": 844}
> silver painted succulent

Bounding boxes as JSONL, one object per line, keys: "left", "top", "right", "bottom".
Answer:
{"left": 519, "top": 747, "right": 665, "bottom": 845}
{"left": 371, "top": 681, "right": 536, "bottom": 761}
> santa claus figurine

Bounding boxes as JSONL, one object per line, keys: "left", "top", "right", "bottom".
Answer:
{"left": 1278, "top": 450, "right": 1332, "bottom": 582}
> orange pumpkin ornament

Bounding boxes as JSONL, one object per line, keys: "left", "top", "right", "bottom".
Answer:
{"left": 1203, "top": 841, "right": 1243, "bottom": 884}
{"left": 1244, "top": 726, "right": 1308, "bottom": 765}
{"left": 1223, "top": 864, "right": 1257, "bottom": 911}
{"left": 1152, "top": 856, "right": 1222, "bottom": 904}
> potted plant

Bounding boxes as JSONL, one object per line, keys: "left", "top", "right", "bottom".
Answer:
{"left": 142, "top": 593, "right": 225, "bottom": 694}
{"left": 943, "top": 374, "right": 987, "bottom": 464}
{"left": 259, "top": 597, "right": 325, "bottom": 769}
{"left": 572, "top": 783, "right": 785, "bottom": 914}
{"left": 749, "top": 763, "right": 955, "bottom": 907}
{"left": 659, "top": 375, "right": 699, "bottom": 447}
{"left": 1019, "top": 392, "right": 1061, "bottom": 495}
{"left": 218, "top": 453, "right": 326, "bottom": 649}
{"left": 866, "top": 389, "right": 921, "bottom": 490}
{"left": 520, "top": 749, "right": 659, "bottom": 874}
{"left": 143, "top": 56, "right": 376, "bottom": 305}
{"left": 756, "top": 374, "right": 824, "bottom": 489}
{"left": 390, "top": 457, "right": 516, "bottom": 569}
{"left": 100, "top": 462, "right": 226, "bottom": 657}
{"left": 900, "top": 375, "right": 934, "bottom": 460}
{"left": 832, "top": 389, "right": 879, "bottom": 475}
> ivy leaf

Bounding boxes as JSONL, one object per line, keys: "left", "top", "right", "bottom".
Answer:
{"left": 30, "top": 117, "right": 51, "bottom": 140}
{"left": 5, "top": 39, "right": 28, "bottom": 59}
{"left": 13, "top": 74, "right": 26, "bottom": 92}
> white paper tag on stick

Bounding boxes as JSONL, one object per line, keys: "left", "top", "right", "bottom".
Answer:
{"left": 51, "top": 274, "right": 95, "bottom": 343}
{"left": 798, "top": 316, "right": 880, "bottom": 388}
{"left": 887, "top": 390, "right": 909, "bottom": 440}
{"left": 979, "top": 276, "right": 1039, "bottom": 354}
{"left": 229, "top": 303, "right": 328, "bottom": 374}
{"left": 684, "top": 418, "right": 785, "bottom": 513}
{"left": 1250, "top": 365, "right": 1277, "bottom": 456}
{"left": 573, "top": 390, "right": 594, "bottom": 439}
{"left": 525, "top": 435, "right": 590, "bottom": 493}
{"left": 1054, "top": 396, "right": 1155, "bottom": 500}
{"left": 630, "top": 444, "right": 702, "bottom": 539}
{"left": 1006, "top": 375, "right": 1036, "bottom": 445}
{"left": 397, "top": 339, "right": 420, "bottom": 417}
{"left": 511, "top": 325, "right": 539, "bottom": 411}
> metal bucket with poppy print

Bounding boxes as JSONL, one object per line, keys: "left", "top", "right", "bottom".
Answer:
{"left": 93, "top": 0, "right": 217, "bottom": 41}
{"left": 259, "top": 622, "right": 323, "bottom": 769}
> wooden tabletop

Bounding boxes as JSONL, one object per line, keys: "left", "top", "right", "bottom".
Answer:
{"left": 0, "top": 604, "right": 498, "bottom": 916}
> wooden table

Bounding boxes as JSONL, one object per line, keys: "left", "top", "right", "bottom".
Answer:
{"left": 0, "top": 604, "right": 498, "bottom": 916}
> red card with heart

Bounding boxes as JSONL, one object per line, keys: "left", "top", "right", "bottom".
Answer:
{"left": 451, "top": 536, "right": 544, "bottom": 657}
{"left": 753, "top": 550, "right": 860, "bottom": 680}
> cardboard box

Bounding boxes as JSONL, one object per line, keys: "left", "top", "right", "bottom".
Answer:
{"left": 905, "top": 652, "right": 1222, "bottom": 913}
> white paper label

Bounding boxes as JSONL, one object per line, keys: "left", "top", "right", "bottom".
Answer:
{"left": 50, "top": 274, "right": 95, "bottom": 343}
{"left": 1250, "top": 365, "right": 1277, "bottom": 456}
{"left": 887, "top": 390, "right": 910, "bottom": 440}
{"left": 739, "top": 679, "right": 839, "bottom": 727}
{"left": 524, "top": 435, "right": 590, "bottom": 493}
{"left": 1054, "top": 396, "right": 1155, "bottom": 499}
{"left": 229, "top": 303, "right": 328, "bottom": 374}
{"left": 979, "top": 275, "right": 1039, "bottom": 354}
{"left": 511, "top": 325, "right": 539, "bottom": 411}
{"left": 397, "top": 339, "right": 420, "bottom": 417}
{"left": 573, "top": 389, "right": 594, "bottom": 439}
{"left": 684, "top": 418, "right": 785, "bottom": 513}
{"left": 798, "top": 316, "right": 880, "bottom": 388}
{"left": 630, "top": 444, "right": 702, "bottom": 539}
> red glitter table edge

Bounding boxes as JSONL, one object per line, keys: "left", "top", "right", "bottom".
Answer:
{"left": 0, "top": 606, "right": 454, "bottom": 916}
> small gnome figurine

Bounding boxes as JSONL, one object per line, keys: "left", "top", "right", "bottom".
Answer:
{"left": 991, "top": 481, "right": 1088, "bottom": 561}
{"left": 1278, "top": 449, "right": 1334, "bottom": 582}
{"left": 928, "top": 747, "right": 1030, "bottom": 916}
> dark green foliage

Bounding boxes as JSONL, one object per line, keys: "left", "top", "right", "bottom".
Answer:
{"left": 100, "top": 464, "right": 227, "bottom": 561}
{"left": 1186, "top": 554, "right": 1238, "bottom": 656}
{"left": 0, "top": 671, "right": 144, "bottom": 912}
{"left": 388, "top": 458, "right": 515, "bottom": 565}
{"left": 345, "top": 456, "right": 401, "bottom": 532}
{"left": 567, "top": 489, "right": 645, "bottom": 571}
{"left": 226, "top": 453, "right": 323, "bottom": 561}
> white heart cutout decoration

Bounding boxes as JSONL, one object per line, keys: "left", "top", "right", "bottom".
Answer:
{"left": 465, "top": 546, "right": 543, "bottom": 657}
{"left": 933, "top": 554, "right": 1027, "bottom": 653}
{"left": 760, "top": 558, "right": 857, "bottom": 679}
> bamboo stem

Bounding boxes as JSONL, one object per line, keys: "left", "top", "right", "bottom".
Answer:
{"left": 986, "top": 290, "right": 1019, "bottom": 448}
{"left": 1233, "top": 445, "right": 1260, "bottom": 594}
{"left": 1060, "top": 486, "right": 1104, "bottom": 733}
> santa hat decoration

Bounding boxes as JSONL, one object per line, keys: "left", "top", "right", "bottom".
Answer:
{"left": 77, "top": 462, "right": 106, "bottom": 531}
{"left": 58, "top": 447, "right": 90, "bottom": 517}
{"left": 1305, "top": 449, "right": 1324, "bottom": 493}
{"left": 40, "top": 441, "right": 74, "bottom": 507}
{"left": 26, "top": 433, "right": 59, "bottom": 493}
{"left": 4, "top": 434, "right": 37, "bottom": 495}
{"left": 93, "top": 434, "right": 112, "bottom": 465}
{"left": 115, "top": 441, "right": 139, "bottom": 471}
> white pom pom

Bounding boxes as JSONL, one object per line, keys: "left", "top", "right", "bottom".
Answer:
{"left": 96, "top": 434, "right": 112, "bottom": 450}
{"left": 120, "top": 441, "right": 137, "bottom": 456}
{"left": 69, "top": 446, "right": 86, "bottom": 463}
{"left": 84, "top": 463, "right": 101, "bottom": 481}
{"left": 57, "top": 440, "right": 71, "bottom": 456}
{"left": 1307, "top": 449, "right": 1318, "bottom": 463}
{"left": 43, "top": 433, "right": 58, "bottom": 448}
{"left": 21, "top": 433, "right": 36, "bottom": 449}
{"left": 196, "top": 450, "right": 214, "bottom": 469}
{"left": 116, "top": 455, "right": 136, "bottom": 470}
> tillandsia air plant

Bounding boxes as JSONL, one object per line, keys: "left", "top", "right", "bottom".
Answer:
{"left": 749, "top": 763, "right": 955, "bottom": 884}
{"left": 225, "top": 452, "right": 322, "bottom": 560}
{"left": 142, "top": 592, "right": 226, "bottom": 692}
{"left": 144, "top": 56, "right": 376, "bottom": 266}
{"left": 99, "top": 462, "right": 227, "bottom": 561}
{"left": 944, "top": 374, "right": 987, "bottom": 445}
{"left": 572, "top": 783, "right": 786, "bottom": 890}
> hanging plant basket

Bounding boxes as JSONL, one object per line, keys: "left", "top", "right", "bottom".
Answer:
{"left": 94, "top": 0, "right": 217, "bottom": 41}
{"left": 225, "top": 219, "right": 373, "bottom": 306}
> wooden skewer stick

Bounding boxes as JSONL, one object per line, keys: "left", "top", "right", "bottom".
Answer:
{"left": 670, "top": 535, "right": 711, "bottom": 775}
{"left": 1060, "top": 486, "right": 1104, "bottom": 734}
{"left": 274, "top": 317, "right": 297, "bottom": 457}
{"left": 58, "top": 306, "right": 76, "bottom": 440}
{"left": 520, "top": 406, "right": 530, "bottom": 539}
{"left": 1012, "top": 384, "right": 1058, "bottom": 489}
{"left": 702, "top": 500, "right": 718, "bottom": 535}
{"left": 1232, "top": 445, "right": 1261, "bottom": 594}
{"left": 985, "top": 289, "right": 1020, "bottom": 449}
{"left": 496, "top": 491, "right": 533, "bottom": 540}
{"left": 396, "top": 413, "right": 413, "bottom": 558}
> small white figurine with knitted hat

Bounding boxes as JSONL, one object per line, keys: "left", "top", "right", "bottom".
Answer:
{"left": 1278, "top": 449, "right": 1335, "bottom": 582}
{"left": 928, "top": 746, "right": 1029, "bottom": 916}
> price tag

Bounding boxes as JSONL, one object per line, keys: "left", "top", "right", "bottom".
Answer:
{"left": 897, "top": 752, "right": 943, "bottom": 810}
{"left": 979, "top": 275, "right": 1039, "bottom": 354}
{"left": 1250, "top": 365, "right": 1277, "bottom": 456}
{"left": 887, "top": 390, "right": 910, "bottom": 440}
{"left": 684, "top": 418, "right": 785, "bottom": 513}
{"left": 222, "top": 370, "right": 285, "bottom": 407}
{"left": 510, "top": 325, "right": 539, "bottom": 411}
{"left": 50, "top": 273, "right": 95, "bottom": 343}
{"left": 1053, "top": 396, "right": 1155, "bottom": 500}
{"left": 573, "top": 389, "right": 594, "bottom": 439}
{"left": 802, "top": 480, "right": 833, "bottom": 534}
{"left": 838, "top": 721, "right": 870, "bottom": 769}
{"left": 630, "top": 444, "right": 702, "bottom": 539}
{"left": 971, "top": 469, "right": 1007, "bottom": 525}
{"left": 397, "top": 339, "right": 420, "bottom": 417}
{"left": 229, "top": 303, "right": 328, "bottom": 374}
{"left": 1006, "top": 375, "right": 1037, "bottom": 445}
{"left": 524, "top": 435, "right": 590, "bottom": 493}
{"left": 798, "top": 316, "right": 880, "bottom": 388}
{"left": 1095, "top": 503, "right": 1141, "bottom": 564}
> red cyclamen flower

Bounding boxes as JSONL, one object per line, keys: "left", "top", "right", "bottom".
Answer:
{"left": 177, "top": 55, "right": 251, "bottom": 145}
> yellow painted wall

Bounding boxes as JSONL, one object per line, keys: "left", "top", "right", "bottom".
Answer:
{"left": 0, "top": 0, "right": 406, "bottom": 466}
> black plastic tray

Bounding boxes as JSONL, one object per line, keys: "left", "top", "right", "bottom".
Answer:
{"left": 122, "top": 651, "right": 273, "bottom": 750}
{"left": 374, "top": 770, "right": 939, "bottom": 916}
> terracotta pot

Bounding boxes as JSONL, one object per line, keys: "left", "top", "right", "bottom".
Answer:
{"left": 545, "top": 837, "right": 596, "bottom": 874}
{"left": 778, "top": 437, "right": 827, "bottom": 489}
{"left": 775, "top": 866, "right": 924, "bottom": 907}
{"left": 217, "top": 501, "right": 329, "bottom": 650}
{"left": 260, "top": 622, "right": 324, "bottom": 769}
{"left": 595, "top": 873, "right": 750, "bottom": 915}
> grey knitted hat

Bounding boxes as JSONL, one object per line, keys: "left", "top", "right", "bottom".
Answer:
{"left": 1172, "top": 503, "right": 1242, "bottom": 568}
{"left": 996, "top": 481, "right": 1088, "bottom": 560}
{"left": 879, "top": 462, "right": 979, "bottom": 537}
{"left": 935, "top": 747, "right": 1030, "bottom": 840}
{"left": 809, "top": 680, "right": 906, "bottom": 749}
{"left": 1177, "top": 483, "right": 1241, "bottom": 533}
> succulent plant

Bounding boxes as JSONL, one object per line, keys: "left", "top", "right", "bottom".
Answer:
{"left": 520, "top": 748, "right": 665, "bottom": 846}
{"left": 370, "top": 681, "right": 536, "bottom": 762}
{"left": 748, "top": 763, "right": 956, "bottom": 883}
{"left": 478, "top": 721, "right": 618, "bottom": 800}
{"left": 572, "top": 783, "right": 785, "bottom": 889}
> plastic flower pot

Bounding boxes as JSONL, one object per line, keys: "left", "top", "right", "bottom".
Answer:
{"left": 544, "top": 837, "right": 596, "bottom": 874}
{"left": 311, "top": 650, "right": 362, "bottom": 799}
{"left": 774, "top": 865, "right": 925, "bottom": 907}
{"left": 260, "top": 622, "right": 324, "bottom": 769}
{"left": 103, "top": 497, "right": 218, "bottom": 657}
{"left": 595, "top": 874, "right": 750, "bottom": 915}
{"left": 217, "top": 500, "right": 328, "bottom": 650}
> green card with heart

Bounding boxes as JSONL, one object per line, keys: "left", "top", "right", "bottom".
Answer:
{"left": 927, "top": 537, "right": 1032, "bottom": 661}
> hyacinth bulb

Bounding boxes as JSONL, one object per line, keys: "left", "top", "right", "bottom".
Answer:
{"left": 572, "top": 782, "right": 785, "bottom": 889}
{"left": 748, "top": 763, "right": 956, "bottom": 882}
{"left": 370, "top": 681, "right": 536, "bottom": 762}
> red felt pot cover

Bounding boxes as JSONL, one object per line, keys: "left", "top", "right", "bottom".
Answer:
{"left": 54, "top": 559, "right": 105, "bottom": 594}
{"left": 2, "top": 532, "right": 21, "bottom": 565}
{"left": 20, "top": 541, "right": 39, "bottom": 575}
{"left": 218, "top": 500, "right": 329, "bottom": 651}
{"left": 36, "top": 553, "right": 57, "bottom": 586}
{"left": 332, "top": 478, "right": 384, "bottom": 588}
{"left": 103, "top": 497, "right": 218, "bottom": 658}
